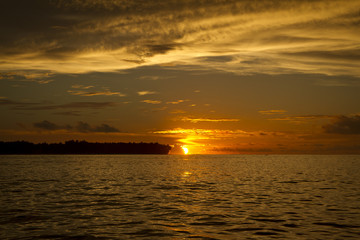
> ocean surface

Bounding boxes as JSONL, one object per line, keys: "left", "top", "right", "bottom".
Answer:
{"left": 0, "top": 155, "right": 359, "bottom": 239}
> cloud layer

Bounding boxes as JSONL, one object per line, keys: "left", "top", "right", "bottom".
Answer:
{"left": 323, "top": 115, "right": 360, "bottom": 134}
{"left": 33, "top": 120, "right": 120, "bottom": 133}
{"left": 1, "top": 0, "right": 359, "bottom": 76}
{"left": 0, "top": 99, "right": 117, "bottom": 111}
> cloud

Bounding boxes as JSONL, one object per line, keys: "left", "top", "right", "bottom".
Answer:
{"left": 180, "top": 117, "right": 240, "bottom": 123}
{"left": 0, "top": 99, "right": 22, "bottom": 105}
{"left": 270, "top": 115, "right": 334, "bottom": 124}
{"left": 50, "top": 102, "right": 117, "bottom": 110}
{"left": 53, "top": 111, "right": 81, "bottom": 116}
{"left": 0, "top": 71, "right": 54, "bottom": 84}
{"left": 153, "top": 128, "right": 250, "bottom": 138}
{"left": 1, "top": 0, "right": 359, "bottom": 76}
{"left": 33, "top": 120, "right": 72, "bottom": 131}
{"left": 323, "top": 115, "right": 360, "bottom": 134}
{"left": 314, "top": 78, "right": 360, "bottom": 87}
{"left": 68, "top": 85, "right": 125, "bottom": 97}
{"left": 33, "top": 79, "right": 54, "bottom": 84}
{"left": 0, "top": 99, "right": 40, "bottom": 107}
{"left": 22, "top": 72, "right": 53, "bottom": 80}
{"left": 0, "top": 72, "right": 15, "bottom": 80}
{"left": 71, "top": 85, "right": 94, "bottom": 89}
{"left": 3, "top": 100, "right": 117, "bottom": 110}
{"left": 141, "top": 100, "right": 162, "bottom": 104}
{"left": 33, "top": 120, "right": 120, "bottom": 133}
{"left": 170, "top": 110, "right": 186, "bottom": 114}
{"left": 68, "top": 90, "right": 126, "bottom": 97}
{"left": 93, "top": 124, "right": 120, "bottom": 133}
{"left": 259, "top": 110, "right": 287, "bottom": 115}
{"left": 138, "top": 76, "right": 161, "bottom": 81}
{"left": 137, "top": 91, "right": 157, "bottom": 96}
{"left": 167, "top": 100, "right": 187, "bottom": 104}
{"left": 75, "top": 121, "right": 120, "bottom": 133}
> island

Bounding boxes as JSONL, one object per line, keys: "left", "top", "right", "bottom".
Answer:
{"left": 0, "top": 140, "right": 172, "bottom": 155}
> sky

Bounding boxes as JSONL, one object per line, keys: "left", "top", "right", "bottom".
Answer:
{"left": 1, "top": 0, "right": 360, "bottom": 154}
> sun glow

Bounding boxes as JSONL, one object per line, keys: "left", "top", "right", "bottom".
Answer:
{"left": 182, "top": 146, "right": 189, "bottom": 155}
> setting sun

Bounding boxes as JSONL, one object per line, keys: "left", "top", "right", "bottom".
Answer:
{"left": 181, "top": 146, "right": 189, "bottom": 155}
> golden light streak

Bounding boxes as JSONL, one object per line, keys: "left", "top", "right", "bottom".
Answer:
{"left": 180, "top": 117, "right": 240, "bottom": 123}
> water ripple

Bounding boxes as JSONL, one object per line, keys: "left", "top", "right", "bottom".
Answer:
{"left": 1, "top": 155, "right": 359, "bottom": 239}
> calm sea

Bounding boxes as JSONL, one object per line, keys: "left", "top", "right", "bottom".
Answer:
{"left": 0, "top": 155, "right": 359, "bottom": 239}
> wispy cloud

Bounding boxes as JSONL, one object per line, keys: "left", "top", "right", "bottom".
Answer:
{"left": 32, "top": 79, "right": 54, "bottom": 84}
{"left": 141, "top": 100, "right": 162, "bottom": 104}
{"left": 167, "top": 100, "right": 187, "bottom": 105}
{"left": 0, "top": 71, "right": 54, "bottom": 84}
{"left": 68, "top": 90, "right": 126, "bottom": 97}
{"left": 0, "top": 99, "right": 40, "bottom": 107}
{"left": 22, "top": 72, "right": 53, "bottom": 80}
{"left": 71, "top": 85, "right": 94, "bottom": 89}
{"left": 259, "top": 110, "right": 287, "bottom": 115}
{"left": 45, "top": 102, "right": 117, "bottom": 110}
{"left": 1, "top": 1, "right": 359, "bottom": 76}
{"left": 137, "top": 91, "right": 157, "bottom": 96}
{"left": 53, "top": 111, "right": 82, "bottom": 116}
{"left": 138, "top": 76, "right": 160, "bottom": 81}
{"left": 67, "top": 85, "right": 125, "bottom": 97}
{"left": 2, "top": 100, "right": 117, "bottom": 110}
{"left": 180, "top": 117, "right": 240, "bottom": 123}
{"left": 271, "top": 115, "right": 334, "bottom": 122}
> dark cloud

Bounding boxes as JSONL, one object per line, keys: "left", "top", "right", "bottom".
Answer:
{"left": 0, "top": 0, "right": 191, "bottom": 60}
{"left": 75, "top": 121, "right": 120, "bottom": 133}
{"left": 0, "top": 99, "right": 42, "bottom": 109}
{"left": 33, "top": 120, "right": 120, "bottom": 133}
{"left": 145, "top": 43, "right": 183, "bottom": 55}
{"left": 75, "top": 122, "right": 120, "bottom": 133}
{"left": 53, "top": 111, "right": 82, "bottom": 116}
{"left": 1, "top": 99, "right": 117, "bottom": 110}
{"left": 58, "top": 102, "right": 117, "bottom": 109}
{"left": 282, "top": 49, "right": 360, "bottom": 62}
{"left": 0, "top": 99, "right": 20, "bottom": 105}
{"left": 93, "top": 124, "right": 120, "bottom": 133}
{"left": 14, "top": 101, "right": 117, "bottom": 110}
{"left": 75, "top": 121, "right": 93, "bottom": 133}
{"left": 0, "top": 99, "right": 36, "bottom": 106}
{"left": 323, "top": 115, "right": 360, "bottom": 134}
{"left": 33, "top": 120, "right": 72, "bottom": 131}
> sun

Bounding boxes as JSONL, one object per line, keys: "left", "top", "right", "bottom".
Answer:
{"left": 181, "top": 146, "right": 189, "bottom": 155}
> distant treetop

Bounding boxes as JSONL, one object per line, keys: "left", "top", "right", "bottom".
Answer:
{"left": 0, "top": 140, "right": 171, "bottom": 155}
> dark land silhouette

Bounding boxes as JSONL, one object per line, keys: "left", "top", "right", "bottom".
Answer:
{"left": 0, "top": 140, "right": 172, "bottom": 155}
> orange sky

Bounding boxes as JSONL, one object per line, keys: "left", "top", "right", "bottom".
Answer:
{"left": 1, "top": 0, "right": 360, "bottom": 154}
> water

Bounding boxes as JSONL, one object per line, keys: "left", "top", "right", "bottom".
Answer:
{"left": 0, "top": 155, "right": 359, "bottom": 239}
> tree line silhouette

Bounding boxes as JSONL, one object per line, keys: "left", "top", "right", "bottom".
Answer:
{"left": 0, "top": 140, "right": 172, "bottom": 154}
